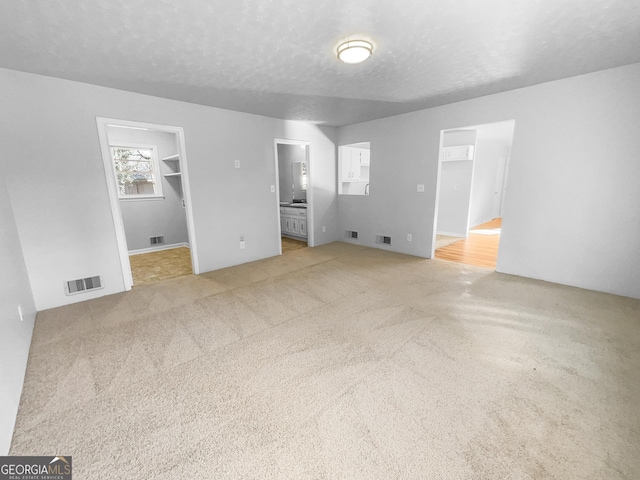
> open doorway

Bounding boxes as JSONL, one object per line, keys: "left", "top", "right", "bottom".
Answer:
{"left": 96, "top": 118, "right": 199, "bottom": 289}
{"left": 274, "top": 139, "right": 312, "bottom": 253}
{"left": 432, "top": 120, "right": 515, "bottom": 268}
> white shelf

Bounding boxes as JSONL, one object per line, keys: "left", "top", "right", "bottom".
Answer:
{"left": 162, "top": 154, "right": 181, "bottom": 177}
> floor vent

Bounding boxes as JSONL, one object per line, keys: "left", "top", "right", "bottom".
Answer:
{"left": 150, "top": 235, "right": 164, "bottom": 245}
{"left": 65, "top": 276, "right": 103, "bottom": 296}
{"left": 376, "top": 235, "right": 392, "bottom": 245}
{"left": 345, "top": 230, "right": 358, "bottom": 239}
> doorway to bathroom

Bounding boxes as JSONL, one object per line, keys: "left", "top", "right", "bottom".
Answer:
{"left": 274, "top": 139, "right": 312, "bottom": 254}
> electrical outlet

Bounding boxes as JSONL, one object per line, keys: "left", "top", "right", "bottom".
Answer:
{"left": 417, "top": 184, "right": 425, "bottom": 192}
{"left": 322, "top": 226, "right": 326, "bottom": 233}
{"left": 407, "top": 234, "right": 412, "bottom": 241}
{"left": 18, "top": 305, "right": 24, "bottom": 321}
{"left": 240, "top": 241, "right": 246, "bottom": 249}
{"left": 239, "top": 234, "right": 244, "bottom": 242}
{"left": 270, "top": 185, "right": 275, "bottom": 192}
{"left": 234, "top": 160, "right": 240, "bottom": 168}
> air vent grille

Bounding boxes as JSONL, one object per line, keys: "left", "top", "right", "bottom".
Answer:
{"left": 150, "top": 236, "right": 164, "bottom": 245}
{"left": 345, "top": 230, "right": 358, "bottom": 239}
{"left": 65, "top": 276, "right": 103, "bottom": 295}
{"left": 376, "top": 235, "right": 392, "bottom": 245}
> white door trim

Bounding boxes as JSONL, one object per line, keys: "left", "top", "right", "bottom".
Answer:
{"left": 96, "top": 117, "right": 200, "bottom": 290}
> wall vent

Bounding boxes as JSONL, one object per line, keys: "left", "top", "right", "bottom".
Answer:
{"left": 65, "top": 276, "right": 103, "bottom": 296}
{"left": 150, "top": 235, "right": 164, "bottom": 245}
{"left": 376, "top": 235, "right": 392, "bottom": 245}
{"left": 345, "top": 230, "right": 358, "bottom": 239}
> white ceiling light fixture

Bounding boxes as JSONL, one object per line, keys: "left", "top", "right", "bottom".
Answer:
{"left": 337, "top": 40, "right": 373, "bottom": 64}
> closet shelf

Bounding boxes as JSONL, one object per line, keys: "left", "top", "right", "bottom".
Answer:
{"left": 162, "top": 154, "right": 181, "bottom": 177}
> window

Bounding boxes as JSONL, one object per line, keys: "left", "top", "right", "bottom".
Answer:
{"left": 338, "top": 142, "right": 370, "bottom": 195}
{"left": 111, "top": 145, "right": 163, "bottom": 199}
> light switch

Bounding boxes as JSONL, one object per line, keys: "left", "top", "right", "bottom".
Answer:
{"left": 270, "top": 185, "right": 275, "bottom": 192}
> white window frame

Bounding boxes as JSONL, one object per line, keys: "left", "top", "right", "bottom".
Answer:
{"left": 110, "top": 143, "right": 164, "bottom": 200}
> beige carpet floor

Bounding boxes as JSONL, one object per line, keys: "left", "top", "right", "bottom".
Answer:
{"left": 11, "top": 242, "right": 640, "bottom": 479}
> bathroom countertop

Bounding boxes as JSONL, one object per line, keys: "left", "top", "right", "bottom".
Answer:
{"left": 280, "top": 202, "right": 307, "bottom": 208}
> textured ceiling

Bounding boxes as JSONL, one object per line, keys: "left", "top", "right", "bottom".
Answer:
{"left": 1, "top": 0, "right": 639, "bottom": 126}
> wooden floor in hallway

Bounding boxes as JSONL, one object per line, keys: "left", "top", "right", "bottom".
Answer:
{"left": 129, "top": 240, "right": 308, "bottom": 287}
{"left": 129, "top": 246, "right": 193, "bottom": 285}
{"left": 281, "top": 237, "right": 308, "bottom": 253}
{"left": 435, "top": 218, "right": 501, "bottom": 269}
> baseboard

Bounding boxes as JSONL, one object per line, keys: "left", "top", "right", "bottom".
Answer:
{"left": 128, "top": 242, "right": 190, "bottom": 256}
{"left": 436, "top": 231, "right": 467, "bottom": 238}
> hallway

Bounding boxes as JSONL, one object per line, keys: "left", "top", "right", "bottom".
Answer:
{"left": 435, "top": 218, "right": 501, "bottom": 269}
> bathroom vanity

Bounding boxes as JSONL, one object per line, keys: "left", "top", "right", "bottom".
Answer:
{"left": 280, "top": 204, "right": 307, "bottom": 239}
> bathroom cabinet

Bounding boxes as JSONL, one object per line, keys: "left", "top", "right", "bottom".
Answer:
{"left": 280, "top": 207, "right": 307, "bottom": 239}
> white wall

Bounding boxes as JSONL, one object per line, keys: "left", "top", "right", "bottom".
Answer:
{"left": 0, "top": 68, "right": 339, "bottom": 310}
{"left": 338, "top": 63, "right": 640, "bottom": 299}
{"left": 468, "top": 122, "right": 514, "bottom": 227}
{"left": 468, "top": 138, "right": 502, "bottom": 227}
{"left": 436, "top": 130, "right": 477, "bottom": 236}
{"left": 0, "top": 173, "right": 37, "bottom": 455}
{"left": 107, "top": 127, "right": 189, "bottom": 251}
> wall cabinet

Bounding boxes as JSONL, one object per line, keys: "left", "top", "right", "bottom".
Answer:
{"left": 441, "top": 145, "right": 474, "bottom": 161}
{"left": 341, "top": 147, "right": 370, "bottom": 182}
{"left": 341, "top": 148, "right": 361, "bottom": 182}
{"left": 359, "top": 149, "right": 370, "bottom": 166}
{"left": 280, "top": 207, "right": 307, "bottom": 239}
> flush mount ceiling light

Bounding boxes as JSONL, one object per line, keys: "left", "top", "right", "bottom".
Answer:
{"left": 337, "top": 40, "right": 373, "bottom": 64}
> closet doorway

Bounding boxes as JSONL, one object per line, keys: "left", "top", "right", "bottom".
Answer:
{"left": 96, "top": 118, "right": 199, "bottom": 289}
{"left": 274, "top": 139, "right": 313, "bottom": 254}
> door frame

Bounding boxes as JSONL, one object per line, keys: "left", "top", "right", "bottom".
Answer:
{"left": 273, "top": 138, "right": 313, "bottom": 253}
{"left": 431, "top": 119, "right": 515, "bottom": 259}
{"left": 96, "top": 117, "right": 199, "bottom": 290}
